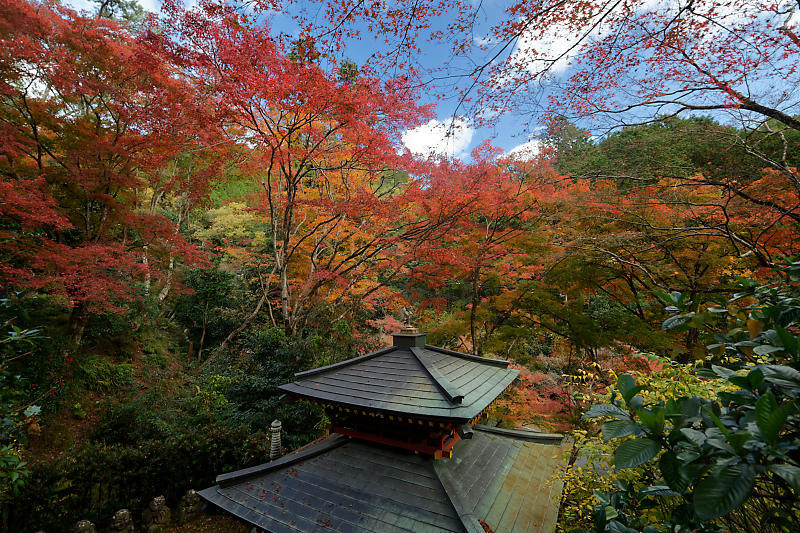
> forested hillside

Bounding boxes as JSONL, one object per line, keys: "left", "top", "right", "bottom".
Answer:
{"left": 1, "top": 0, "right": 798, "bottom": 532}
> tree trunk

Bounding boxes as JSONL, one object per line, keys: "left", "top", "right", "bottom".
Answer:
{"left": 197, "top": 301, "right": 209, "bottom": 360}
{"left": 470, "top": 262, "right": 481, "bottom": 356}
{"left": 67, "top": 302, "right": 89, "bottom": 349}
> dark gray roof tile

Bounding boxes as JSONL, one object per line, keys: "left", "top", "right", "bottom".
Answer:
{"left": 201, "top": 428, "right": 568, "bottom": 533}
{"left": 278, "top": 345, "right": 519, "bottom": 422}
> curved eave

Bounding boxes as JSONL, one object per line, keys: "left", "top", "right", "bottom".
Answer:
{"left": 278, "top": 368, "right": 519, "bottom": 423}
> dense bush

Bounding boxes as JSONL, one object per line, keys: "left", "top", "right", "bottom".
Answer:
{"left": 571, "top": 262, "right": 800, "bottom": 533}
{"left": 6, "top": 424, "right": 270, "bottom": 533}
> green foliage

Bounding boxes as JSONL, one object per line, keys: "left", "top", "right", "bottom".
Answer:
{"left": 174, "top": 267, "right": 238, "bottom": 351}
{"left": 0, "top": 312, "right": 44, "bottom": 504}
{"left": 550, "top": 116, "right": 796, "bottom": 186}
{"left": 221, "top": 327, "right": 325, "bottom": 449}
{"left": 579, "top": 264, "right": 800, "bottom": 533}
{"left": 93, "top": 0, "right": 145, "bottom": 22}
{"left": 0, "top": 444, "right": 28, "bottom": 506}
{"left": 558, "top": 356, "right": 727, "bottom": 531}
{"left": 8, "top": 423, "right": 269, "bottom": 532}
{"left": 76, "top": 355, "right": 134, "bottom": 392}
{"left": 337, "top": 58, "right": 360, "bottom": 84}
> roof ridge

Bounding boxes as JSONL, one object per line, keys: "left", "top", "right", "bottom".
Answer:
{"left": 293, "top": 346, "right": 398, "bottom": 378}
{"left": 215, "top": 434, "right": 349, "bottom": 487}
{"left": 474, "top": 424, "right": 564, "bottom": 444}
{"left": 432, "top": 460, "right": 487, "bottom": 533}
{"left": 424, "top": 345, "right": 511, "bottom": 368}
{"left": 409, "top": 347, "right": 465, "bottom": 405}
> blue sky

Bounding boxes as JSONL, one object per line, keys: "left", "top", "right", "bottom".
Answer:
{"left": 259, "top": 0, "right": 552, "bottom": 161}
{"left": 62, "top": 0, "right": 800, "bottom": 162}
{"left": 64, "top": 0, "right": 554, "bottom": 161}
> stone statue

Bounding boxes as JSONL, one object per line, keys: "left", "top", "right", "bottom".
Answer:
{"left": 175, "top": 489, "right": 203, "bottom": 524}
{"left": 142, "top": 495, "right": 171, "bottom": 532}
{"left": 108, "top": 509, "right": 134, "bottom": 533}
{"left": 71, "top": 520, "right": 97, "bottom": 533}
{"left": 400, "top": 306, "right": 418, "bottom": 333}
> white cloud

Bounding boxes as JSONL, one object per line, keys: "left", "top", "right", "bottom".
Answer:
{"left": 510, "top": 24, "right": 578, "bottom": 78}
{"left": 63, "top": 0, "right": 164, "bottom": 14}
{"left": 506, "top": 0, "right": 758, "bottom": 81}
{"left": 401, "top": 117, "right": 476, "bottom": 159}
{"left": 139, "top": 0, "right": 161, "bottom": 12}
{"left": 506, "top": 138, "right": 541, "bottom": 160}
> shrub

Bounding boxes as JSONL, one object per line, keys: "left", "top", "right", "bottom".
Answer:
{"left": 574, "top": 262, "right": 800, "bottom": 533}
{"left": 5, "top": 424, "right": 270, "bottom": 533}
{"left": 76, "top": 355, "right": 134, "bottom": 392}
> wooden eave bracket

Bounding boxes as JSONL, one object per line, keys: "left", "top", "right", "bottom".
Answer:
{"left": 457, "top": 423, "right": 474, "bottom": 440}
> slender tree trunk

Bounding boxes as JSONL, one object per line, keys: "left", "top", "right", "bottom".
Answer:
{"left": 470, "top": 262, "right": 481, "bottom": 356}
{"left": 67, "top": 302, "right": 89, "bottom": 349}
{"left": 157, "top": 202, "right": 185, "bottom": 304}
{"left": 142, "top": 244, "right": 150, "bottom": 296}
{"left": 197, "top": 301, "right": 209, "bottom": 360}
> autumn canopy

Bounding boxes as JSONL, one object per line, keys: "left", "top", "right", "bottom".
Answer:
{"left": 0, "top": 0, "right": 798, "bottom": 531}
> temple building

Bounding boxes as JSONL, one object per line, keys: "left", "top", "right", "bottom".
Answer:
{"left": 199, "top": 330, "right": 569, "bottom": 533}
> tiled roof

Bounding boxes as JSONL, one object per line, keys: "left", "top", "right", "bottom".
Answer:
{"left": 278, "top": 345, "right": 520, "bottom": 422}
{"left": 199, "top": 427, "right": 568, "bottom": 533}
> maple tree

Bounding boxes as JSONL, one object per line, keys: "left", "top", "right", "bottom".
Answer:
{"left": 410, "top": 146, "right": 554, "bottom": 355}
{"left": 0, "top": 0, "right": 215, "bottom": 345}
{"left": 155, "top": 1, "right": 480, "bottom": 346}
{"left": 278, "top": 0, "right": 800, "bottom": 238}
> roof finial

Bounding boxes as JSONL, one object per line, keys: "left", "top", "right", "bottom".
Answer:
{"left": 400, "top": 305, "right": 419, "bottom": 334}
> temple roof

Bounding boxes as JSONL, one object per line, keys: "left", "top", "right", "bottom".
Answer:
{"left": 278, "top": 336, "right": 520, "bottom": 423}
{"left": 199, "top": 426, "right": 568, "bottom": 533}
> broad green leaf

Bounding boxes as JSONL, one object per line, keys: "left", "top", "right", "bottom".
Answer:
{"left": 629, "top": 395, "right": 645, "bottom": 410}
{"left": 755, "top": 391, "right": 789, "bottom": 443}
{"left": 640, "top": 485, "right": 680, "bottom": 497}
{"left": 761, "top": 365, "right": 800, "bottom": 392}
{"left": 617, "top": 374, "right": 644, "bottom": 404}
{"left": 601, "top": 420, "right": 640, "bottom": 441}
{"left": 617, "top": 374, "right": 636, "bottom": 396}
{"left": 23, "top": 405, "right": 40, "bottom": 417}
{"left": 775, "top": 325, "right": 798, "bottom": 355}
{"left": 701, "top": 406, "right": 729, "bottom": 437}
{"left": 679, "top": 428, "right": 705, "bottom": 447}
{"left": 727, "top": 375, "right": 751, "bottom": 389}
{"left": 582, "top": 404, "right": 632, "bottom": 421}
{"left": 637, "top": 407, "right": 665, "bottom": 435}
{"left": 614, "top": 438, "right": 660, "bottom": 469}
{"left": 711, "top": 365, "right": 738, "bottom": 379}
{"left": 662, "top": 314, "right": 692, "bottom": 331}
{"left": 753, "top": 345, "right": 783, "bottom": 356}
{"left": 607, "top": 521, "right": 639, "bottom": 533}
{"left": 768, "top": 464, "right": 800, "bottom": 493}
{"left": 728, "top": 431, "right": 752, "bottom": 454}
{"left": 660, "top": 452, "right": 692, "bottom": 493}
{"left": 694, "top": 464, "right": 755, "bottom": 520}
{"left": 746, "top": 367, "right": 764, "bottom": 389}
